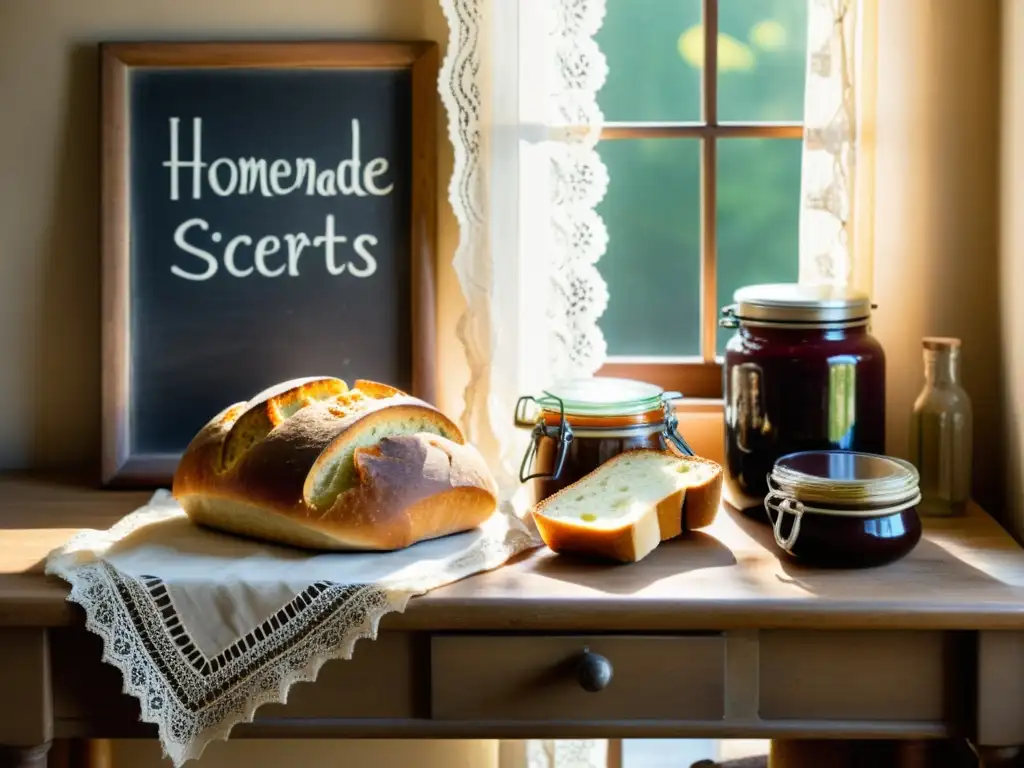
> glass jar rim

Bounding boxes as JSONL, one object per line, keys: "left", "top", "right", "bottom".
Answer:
{"left": 769, "top": 450, "right": 920, "bottom": 508}
{"left": 535, "top": 376, "right": 671, "bottom": 417}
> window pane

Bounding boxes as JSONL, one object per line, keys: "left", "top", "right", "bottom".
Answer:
{"left": 597, "top": 139, "right": 701, "bottom": 357}
{"left": 716, "top": 138, "right": 802, "bottom": 354}
{"left": 718, "top": 0, "right": 808, "bottom": 121}
{"left": 596, "top": 0, "right": 702, "bottom": 122}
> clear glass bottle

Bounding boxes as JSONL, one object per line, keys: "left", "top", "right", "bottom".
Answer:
{"left": 908, "top": 337, "right": 973, "bottom": 516}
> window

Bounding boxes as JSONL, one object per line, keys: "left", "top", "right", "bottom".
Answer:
{"left": 594, "top": 0, "right": 808, "bottom": 399}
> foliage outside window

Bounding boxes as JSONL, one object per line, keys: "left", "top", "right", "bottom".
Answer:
{"left": 595, "top": 0, "right": 808, "bottom": 398}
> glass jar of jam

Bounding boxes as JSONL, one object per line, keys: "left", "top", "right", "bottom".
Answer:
{"left": 764, "top": 450, "right": 922, "bottom": 568}
{"left": 721, "top": 284, "right": 886, "bottom": 513}
{"left": 515, "top": 377, "right": 695, "bottom": 504}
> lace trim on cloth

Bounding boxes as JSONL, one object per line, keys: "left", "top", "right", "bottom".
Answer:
{"left": 439, "top": 0, "right": 610, "bottom": 488}
{"left": 45, "top": 493, "right": 538, "bottom": 766}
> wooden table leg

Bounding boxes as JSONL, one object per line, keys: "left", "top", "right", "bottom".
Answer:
{"left": 0, "top": 745, "right": 49, "bottom": 768}
{"left": 976, "top": 632, "right": 1024, "bottom": 768}
{"left": 0, "top": 631, "right": 52, "bottom": 768}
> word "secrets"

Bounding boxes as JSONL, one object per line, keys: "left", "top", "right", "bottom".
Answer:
{"left": 162, "top": 117, "right": 393, "bottom": 280}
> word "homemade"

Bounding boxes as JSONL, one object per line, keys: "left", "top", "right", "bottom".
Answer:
{"left": 162, "top": 117, "right": 393, "bottom": 280}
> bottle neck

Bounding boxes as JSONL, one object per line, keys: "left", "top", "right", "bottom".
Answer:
{"left": 923, "top": 348, "right": 960, "bottom": 387}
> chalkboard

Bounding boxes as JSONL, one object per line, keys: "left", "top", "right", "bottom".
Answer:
{"left": 100, "top": 42, "right": 438, "bottom": 486}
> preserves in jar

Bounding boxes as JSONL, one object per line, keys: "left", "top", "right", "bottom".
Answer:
{"left": 721, "top": 284, "right": 886, "bottom": 512}
{"left": 764, "top": 450, "right": 922, "bottom": 568}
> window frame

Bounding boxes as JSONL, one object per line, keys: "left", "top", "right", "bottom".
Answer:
{"left": 595, "top": 0, "right": 804, "bottom": 401}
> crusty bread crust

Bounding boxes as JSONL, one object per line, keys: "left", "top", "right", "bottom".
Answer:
{"left": 172, "top": 380, "right": 498, "bottom": 551}
{"left": 219, "top": 377, "right": 348, "bottom": 472}
{"left": 677, "top": 455, "right": 724, "bottom": 531}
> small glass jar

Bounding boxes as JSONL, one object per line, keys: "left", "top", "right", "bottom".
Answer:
{"left": 515, "top": 377, "right": 695, "bottom": 504}
{"left": 764, "top": 450, "right": 922, "bottom": 568}
{"left": 721, "top": 283, "right": 887, "bottom": 512}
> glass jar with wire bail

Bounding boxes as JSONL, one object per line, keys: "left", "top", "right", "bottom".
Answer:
{"left": 515, "top": 377, "right": 695, "bottom": 505}
{"left": 764, "top": 450, "right": 923, "bottom": 568}
{"left": 720, "top": 284, "right": 887, "bottom": 514}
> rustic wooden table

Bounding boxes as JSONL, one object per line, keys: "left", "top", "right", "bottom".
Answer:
{"left": 2, "top": 474, "right": 1024, "bottom": 768}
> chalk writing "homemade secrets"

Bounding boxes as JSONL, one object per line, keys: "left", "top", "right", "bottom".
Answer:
{"left": 162, "top": 117, "right": 392, "bottom": 281}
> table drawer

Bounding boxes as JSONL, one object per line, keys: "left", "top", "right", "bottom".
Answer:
{"left": 431, "top": 634, "right": 725, "bottom": 721}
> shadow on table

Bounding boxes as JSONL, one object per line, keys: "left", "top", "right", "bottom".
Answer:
{"left": 722, "top": 501, "right": 1012, "bottom": 596}
{"left": 527, "top": 530, "right": 737, "bottom": 595}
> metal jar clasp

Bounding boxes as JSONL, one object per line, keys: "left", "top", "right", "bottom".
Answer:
{"left": 660, "top": 391, "right": 695, "bottom": 457}
{"left": 514, "top": 394, "right": 573, "bottom": 483}
{"left": 764, "top": 473, "right": 805, "bottom": 552}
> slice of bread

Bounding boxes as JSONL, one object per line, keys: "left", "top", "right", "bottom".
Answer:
{"left": 531, "top": 450, "right": 723, "bottom": 563}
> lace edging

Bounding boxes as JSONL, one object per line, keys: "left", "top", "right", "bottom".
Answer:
{"left": 439, "top": 0, "right": 611, "bottom": 486}
{"left": 46, "top": 553, "right": 414, "bottom": 765}
{"left": 438, "top": 0, "right": 489, "bottom": 448}
{"left": 44, "top": 494, "right": 539, "bottom": 766}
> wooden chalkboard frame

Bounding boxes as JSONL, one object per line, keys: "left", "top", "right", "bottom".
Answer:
{"left": 100, "top": 41, "right": 438, "bottom": 488}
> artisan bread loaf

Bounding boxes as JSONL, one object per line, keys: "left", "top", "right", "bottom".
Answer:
{"left": 531, "top": 450, "right": 723, "bottom": 563}
{"left": 172, "top": 377, "right": 499, "bottom": 551}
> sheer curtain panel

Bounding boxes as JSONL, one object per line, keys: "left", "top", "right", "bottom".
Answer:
{"left": 798, "top": 0, "right": 877, "bottom": 293}
{"left": 439, "top": 0, "right": 610, "bottom": 500}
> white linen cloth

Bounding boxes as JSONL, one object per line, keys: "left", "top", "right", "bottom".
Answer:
{"left": 45, "top": 490, "right": 539, "bottom": 766}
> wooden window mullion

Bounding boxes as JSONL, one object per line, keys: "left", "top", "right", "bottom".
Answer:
{"left": 700, "top": 0, "right": 720, "bottom": 364}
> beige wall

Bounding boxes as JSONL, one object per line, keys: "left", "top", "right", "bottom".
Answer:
{"left": 1001, "top": 0, "right": 1024, "bottom": 539}
{"left": 870, "top": 0, "right": 1004, "bottom": 519}
{"left": 0, "top": 0, "right": 468, "bottom": 472}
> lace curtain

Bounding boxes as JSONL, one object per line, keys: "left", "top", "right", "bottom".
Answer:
{"left": 439, "top": 0, "right": 609, "bottom": 500}
{"left": 798, "top": 0, "right": 877, "bottom": 294}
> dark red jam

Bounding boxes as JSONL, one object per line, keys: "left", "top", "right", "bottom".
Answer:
{"left": 723, "top": 324, "right": 886, "bottom": 512}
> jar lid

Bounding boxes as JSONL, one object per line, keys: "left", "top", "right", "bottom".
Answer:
{"left": 730, "top": 283, "right": 873, "bottom": 325}
{"left": 770, "top": 450, "right": 920, "bottom": 508}
{"left": 536, "top": 377, "right": 669, "bottom": 417}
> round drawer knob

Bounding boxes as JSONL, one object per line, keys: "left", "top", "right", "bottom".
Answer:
{"left": 576, "top": 649, "right": 613, "bottom": 693}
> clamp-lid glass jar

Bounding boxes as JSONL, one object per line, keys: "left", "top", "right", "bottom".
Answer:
{"left": 515, "top": 377, "right": 694, "bottom": 504}
{"left": 721, "top": 283, "right": 887, "bottom": 512}
{"left": 764, "top": 450, "right": 922, "bottom": 568}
